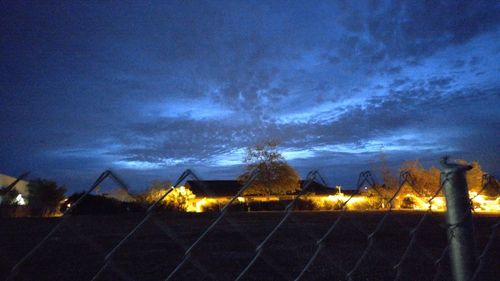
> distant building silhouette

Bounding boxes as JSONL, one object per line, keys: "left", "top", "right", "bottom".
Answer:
{"left": 185, "top": 180, "right": 337, "bottom": 197}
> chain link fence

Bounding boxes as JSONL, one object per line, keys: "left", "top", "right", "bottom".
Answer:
{"left": 1, "top": 160, "right": 498, "bottom": 281}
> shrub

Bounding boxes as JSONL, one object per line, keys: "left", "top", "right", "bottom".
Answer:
{"left": 139, "top": 182, "right": 196, "bottom": 212}
{"left": 400, "top": 195, "right": 416, "bottom": 209}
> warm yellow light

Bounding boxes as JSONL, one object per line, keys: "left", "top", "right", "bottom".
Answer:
{"left": 145, "top": 186, "right": 499, "bottom": 213}
{"left": 308, "top": 193, "right": 371, "bottom": 210}
{"left": 469, "top": 191, "right": 500, "bottom": 212}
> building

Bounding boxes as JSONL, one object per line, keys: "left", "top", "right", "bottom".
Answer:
{"left": 185, "top": 180, "right": 337, "bottom": 198}
{"left": 182, "top": 179, "right": 353, "bottom": 212}
{"left": 101, "top": 187, "right": 136, "bottom": 202}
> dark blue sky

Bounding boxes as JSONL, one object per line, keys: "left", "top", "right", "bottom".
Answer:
{"left": 1, "top": 1, "right": 499, "bottom": 192}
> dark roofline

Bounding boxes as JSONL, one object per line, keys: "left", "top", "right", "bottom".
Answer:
{"left": 185, "top": 180, "right": 242, "bottom": 197}
{"left": 185, "top": 180, "right": 338, "bottom": 197}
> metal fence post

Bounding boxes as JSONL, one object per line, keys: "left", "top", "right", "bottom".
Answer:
{"left": 440, "top": 157, "right": 476, "bottom": 281}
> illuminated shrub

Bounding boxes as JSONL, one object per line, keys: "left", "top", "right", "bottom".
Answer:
{"left": 401, "top": 195, "right": 416, "bottom": 209}
{"left": 310, "top": 197, "right": 343, "bottom": 210}
{"left": 308, "top": 194, "right": 386, "bottom": 211}
{"left": 140, "top": 183, "right": 196, "bottom": 212}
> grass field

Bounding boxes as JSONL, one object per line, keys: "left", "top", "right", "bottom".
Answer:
{"left": 1, "top": 212, "right": 498, "bottom": 281}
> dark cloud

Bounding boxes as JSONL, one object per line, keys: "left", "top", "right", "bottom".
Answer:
{"left": 368, "top": 1, "right": 499, "bottom": 58}
{"left": 428, "top": 77, "right": 454, "bottom": 89}
{"left": 453, "top": 59, "right": 466, "bottom": 69}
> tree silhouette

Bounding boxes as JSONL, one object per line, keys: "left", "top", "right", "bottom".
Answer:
{"left": 238, "top": 140, "right": 300, "bottom": 195}
{"left": 27, "top": 179, "right": 66, "bottom": 216}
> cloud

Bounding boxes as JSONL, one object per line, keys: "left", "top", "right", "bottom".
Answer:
{"left": 1, "top": 1, "right": 499, "bottom": 190}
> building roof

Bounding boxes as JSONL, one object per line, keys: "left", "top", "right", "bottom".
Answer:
{"left": 185, "top": 180, "right": 336, "bottom": 197}
{"left": 0, "top": 173, "right": 29, "bottom": 196}
{"left": 301, "top": 180, "right": 336, "bottom": 195}
{"left": 102, "top": 188, "right": 136, "bottom": 202}
{"left": 185, "top": 180, "right": 242, "bottom": 197}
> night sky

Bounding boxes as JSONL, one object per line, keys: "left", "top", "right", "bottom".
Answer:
{"left": 1, "top": 1, "right": 499, "bottom": 192}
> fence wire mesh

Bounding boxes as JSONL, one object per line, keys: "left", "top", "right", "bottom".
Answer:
{"left": 0, "top": 165, "right": 498, "bottom": 281}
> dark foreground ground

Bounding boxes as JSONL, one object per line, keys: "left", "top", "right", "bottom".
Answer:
{"left": 1, "top": 212, "right": 498, "bottom": 281}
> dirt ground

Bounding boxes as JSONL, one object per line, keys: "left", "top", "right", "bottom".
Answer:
{"left": 1, "top": 212, "right": 498, "bottom": 281}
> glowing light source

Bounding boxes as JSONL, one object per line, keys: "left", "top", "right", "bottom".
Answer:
{"left": 15, "top": 194, "right": 26, "bottom": 205}
{"left": 469, "top": 191, "right": 500, "bottom": 212}
{"left": 150, "top": 186, "right": 499, "bottom": 213}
